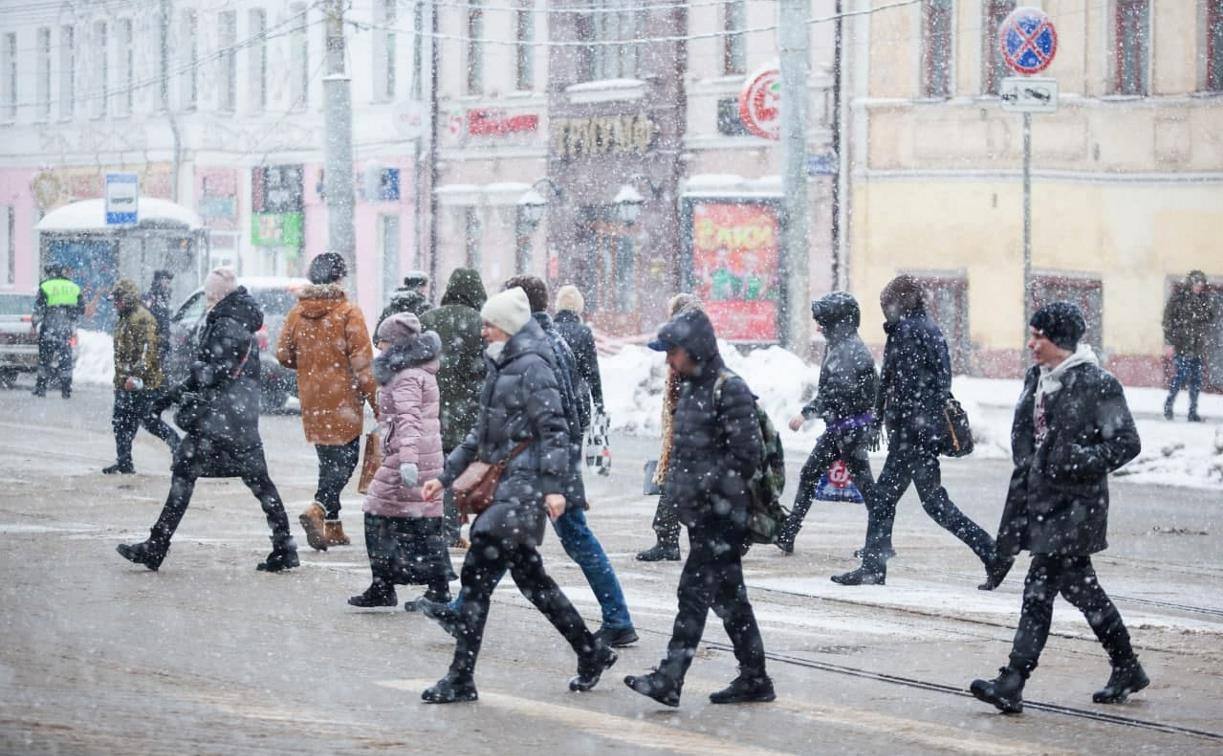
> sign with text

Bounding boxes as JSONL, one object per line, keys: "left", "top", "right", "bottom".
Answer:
{"left": 105, "top": 173, "right": 139, "bottom": 225}
{"left": 551, "top": 113, "right": 658, "bottom": 160}
{"left": 689, "top": 202, "right": 781, "bottom": 342}
{"left": 1000, "top": 76, "right": 1058, "bottom": 113}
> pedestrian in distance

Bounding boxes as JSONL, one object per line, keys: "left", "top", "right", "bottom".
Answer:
{"left": 277, "top": 252, "right": 379, "bottom": 552}
{"left": 143, "top": 269, "right": 175, "bottom": 371}
{"left": 624, "top": 308, "right": 774, "bottom": 708}
{"left": 103, "top": 279, "right": 180, "bottom": 475}
{"left": 348, "top": 312, "right": 456, "bottom": 609}
{"left": 971, "top": 301, "right": 1146, "bottom": 714}
{"left": 31, "top": 264, "right": 82, "bottom": 399}
{"left": 636, "top": 293, "right": 703, "bottom": 563}
{"left": 419, "top": 268, "right": 487, "bottom": 547}
{"left": 553, "top": 284, "right": 606, "bottom": 432}
{"left": 833, "top": 275, "right": 1003, "bottom": 587}
{"left": 777, "top": 291, "right": 879, "bottom": 555}
{"left": 117, "top": 268, "right": 299, "bottom": 573}
{"left": 1162, "top": 270, "right": 1215, "bottom": 422}
{"left": 375, "top": 271, "right": 432, "bottom": 339}
{"left": 415, "top": 287, "right": 616, "bottom": 704}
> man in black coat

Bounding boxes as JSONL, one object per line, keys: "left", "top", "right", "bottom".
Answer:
{"left": 778, "top": 292, "right": 879, "bottom": 554}
{"left": 834, "top": 275, "right": 998, "bottom": 586}
{"left": 624, "top": 309, "right": 773, "bottom": 707}
{"left": 553, "top": 284, "right": 604, "bottom": 429}
{"left": 971, "top": 302, "right": 1145, "bottom": 714}
{"left": 143, "top": 269, "right": 175, "bottom": 370}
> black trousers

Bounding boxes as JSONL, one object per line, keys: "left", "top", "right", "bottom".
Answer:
{"left": 364, "top": 513, "right": 454, "bottom": 597}
{"left": 145, "top": 467, "right": 292, "bottom": 558}
{"left": 314, "top": 437, "right": 360, "bottom": 519}
{"left": 34, "top": 334, "right": 73, "bottom": 395}
{"left": 441, "top": 445, "right": 461, "bottom": 545}
{"left": 780, "top": 428, "right": 876, "bottom": 544}
{"left": 112, "top": 389, "right": 180, "bottom": 468}
{"left": 1009, "top": 554, "right": 1135, "bottom": 674}
{"left": 449, "top": 532, "right": 594, "bottom": 679}
{"left": 660, "top": 518, "right": 766, "bottom": 684}
{"left": 860, "top": 438, "right": 994, "bottom": 571}
{"left": 651, "top": 492, "right": 681, "bottom": 546}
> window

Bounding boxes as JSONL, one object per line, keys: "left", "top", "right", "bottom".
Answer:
{"left": 218, "top": 11, "right": 237, "bottom": 111}
{"left": 577, "top": 2, "right": 642, "bottom": 82}
{"left": 724, "top": 0, "right": 747, "bottom": 76}
{"left": 117, "top": 20, "right": 133, "bottom": 115}
{"left": 1206, "top": 0, "right": 1223, "bottom": 91}
{"left": 1113, "top": 0, "right": 1149, "bottom": 95}
{"left": 157, "top": 6, "right": 169, "bottom": 110}
{"left": 181, "top": 9, "right": 198, "bottom": 110}
{"left": 1, "top": 33, "right": 15, "bottom": 121}
{"left": 385, "top": 0, "right": 398, "bottom": 100}
{"left": 515, "top": 2, "right": 533, "bottom": 91}
{"left": 1, "top": 206, "right": 13, "bottom": 285}
{"left": 60, "top": 25, "right": 75, "bottom": 119}
{"left": 717, "top": 97, "right": 750, "bottom": 135}
{"left": 289, "top": 3, "right": 309, "bottom": 109}
{"left": 464, "top": 208, "right": 481, "bottom": 268}
{"left": 981, "top": 0, "right": 1015, "bottom": 94}
{"left": 249, "top": 9, "right": 267, "bottom": 111}
{"left": 921, "top": 0, "right": 953, "bottom": 98}
{"left": 92, "top": 22, "right": 108, "bottom": 118}
{"left": 466, "top": 0, "right": 484, "bottom": 94}
{"left": 381, "top": 214, "right": 400, "bottom": 303}
{"left": 372, "top": 0, "right": 397, "bottom": 101}
{"left": 912, "top": 275, "right": 970, "bottom": 373}
{"left": 36, "top": 28, "right": 51, "bottom": 120}
{"left": 1031, "top": 275, "right": 1104, "bottom": 349}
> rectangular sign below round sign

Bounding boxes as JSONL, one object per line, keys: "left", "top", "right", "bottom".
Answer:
{"left": 105, "top": 173, "right": 139, "bottom": 225}
{"left": 1000, "top": 76, "right": 1058, "bottom": 113}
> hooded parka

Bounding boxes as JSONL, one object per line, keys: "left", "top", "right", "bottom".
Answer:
{"left": 112, "top": 279, "right": 165, "bottom": 391}
{"left": 420, "top": 269, "right": 487, "bottom": 450}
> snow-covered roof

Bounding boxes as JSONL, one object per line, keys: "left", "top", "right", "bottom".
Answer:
{"left": 35, "top": 197, "right": 205, "bottom": 233}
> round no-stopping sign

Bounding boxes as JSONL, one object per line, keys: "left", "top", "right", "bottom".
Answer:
{"left": 999, "top": 6, "right": 1057, "bottom": 75}
{"left": 738, "top": 66, "right": 781, "bottom": 140}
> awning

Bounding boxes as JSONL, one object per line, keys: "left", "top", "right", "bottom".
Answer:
{"left": 35, "top": 197, "right": 205, "bottom": 232}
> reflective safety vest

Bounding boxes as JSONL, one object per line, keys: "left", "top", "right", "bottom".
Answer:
{"left": 40, "top": 278, "right": 81, "bottom": 307}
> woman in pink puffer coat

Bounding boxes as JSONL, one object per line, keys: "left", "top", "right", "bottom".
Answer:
{"left": 348, "top": 313, "right": 456, "bottom": 609}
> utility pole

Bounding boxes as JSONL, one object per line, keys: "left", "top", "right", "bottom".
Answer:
{"left": 324, "top": 0, "right": 356, "bottom": 280}
{"left": 779, "top": 0, "right": 810, "bottom": 350}
{"left": 830, "top": 0, "right": 844, "bottom": 291}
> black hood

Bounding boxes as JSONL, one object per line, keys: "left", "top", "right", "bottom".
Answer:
{"left": 654, "top": 309, "right": 721, "bottom": 365}
{"left": 440, "top": 267, "right": 487, "bottom": 310}
{"left": 208, "top": 287, "right": 263, "bottom": 333}
{"left": 373, "top": 331, "right": 442, "bottom": 385}
{"left": 812, "top": 291, "right": 861, "bottom": 340}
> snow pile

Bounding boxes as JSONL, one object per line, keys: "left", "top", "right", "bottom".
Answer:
{"left": 73, "top": 330, "right": 115, "bottom": 386}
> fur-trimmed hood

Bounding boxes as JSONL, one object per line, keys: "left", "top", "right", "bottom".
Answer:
{"left": 374, "top": 331, "right": 442, "bottom": 385}
{"left": 297, "top": 283, "right": 348, "bottom": 319}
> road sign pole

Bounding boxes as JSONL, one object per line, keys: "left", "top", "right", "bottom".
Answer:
{"left": 1022, "top": 111, "right": 1032, "bottom": 333}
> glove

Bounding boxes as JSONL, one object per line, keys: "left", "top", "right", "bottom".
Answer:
{"left": 150, "top": 391, "right": 176, "bottom": 414}
{"left": 867, "top": 419, "right": 883, "bottom": 452}
{"left": 399, "top": 463, "right": 419, "bottom": 488}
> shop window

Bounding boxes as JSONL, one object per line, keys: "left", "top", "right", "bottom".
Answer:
{"left": 249, "top": 9, "right": 268, "bottom": 111}
{"left": 1206, "top": 0, "right": 1223, "bottom": 91}
{"left": 717, "top": 97, "right": 750, "bottom": 135}
{"left": 981, "top": 0, "right": 1015, "bottom": 95}
{"left": 577, "top": 206, "right": 635, "bottom": 314}
{"left": 911, "top": 274, "right": 970, "bottom": 373}
{"left": 921, "top": 0, "right": 953, "bottom": 98}
{"left": 1113, "top": 0, "right": 1149, "bottom": 95}
{"left": 1030, "top": 274, "right": 1103, "bottom": 349}
{"left": 724, "top": 0, "right": 747, "bottom": 76}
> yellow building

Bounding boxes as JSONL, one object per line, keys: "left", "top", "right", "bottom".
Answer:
{"left": 843, "top": 0, "right": 1223, "bottom": 386}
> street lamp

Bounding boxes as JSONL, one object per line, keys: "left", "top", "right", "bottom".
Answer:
{"left": 613, "top": 174, "right": 662, "bottom": 226}
{"left": 517, "top": 177, "right": 563, "bottom": 231}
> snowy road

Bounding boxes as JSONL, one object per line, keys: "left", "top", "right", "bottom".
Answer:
{"left": 1, "top": 384, "right": 1220, "bottom": 754}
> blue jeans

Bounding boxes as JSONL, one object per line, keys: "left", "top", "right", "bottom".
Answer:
{"left": 1167, "top": 354, "right": 1202, "bottom": 411}
{"left": 451, "top": 508, "right": 634, "bottom": 631}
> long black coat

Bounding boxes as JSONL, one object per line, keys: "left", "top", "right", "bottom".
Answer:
{"left": 419, "top": 269, "right": 486, "bottom": 451}
{"left": 802, "top": 316, "right": 878, "bottom": 424}
{"left": 534, "top": 312, "right": 589, "bottom": 510}
{"left": 996, "top": 363, "right": 1141, "bottom": 556}
{"left": 659, "top": 309, "right": 763, "bottom": 529}
{"left": 554, "top": 310, "right": 604, "bottom": 420}
{"left": 165, "top": 288, "right": 267, "bottom": 479}
{"left": 440, "top": 319, "right": 570, "bottom": 547}
{"left": 877, "top": 310, "right": 952, "bottom": 449}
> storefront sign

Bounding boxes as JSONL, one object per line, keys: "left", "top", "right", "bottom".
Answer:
{"left": 251, "top": 212, "right": 304, "bottom": 248}
{"left": 467, "top": 109, "right": 539, "bottom": 137}
{"left": 198, "top": 169, "right": 238, "bottom": 230}
{"left": 739, "top": 66, "right": 781, "bottom": 141}
{"left": 252, "top": 165, "right": 304, "bottom": 214}
{"left": 689, "top": 201, "right": 781, "bottom": 341}
{"left": 551, "top": 113, "right": 657, "bottom": 160}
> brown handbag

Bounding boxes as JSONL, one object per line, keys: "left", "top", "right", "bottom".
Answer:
{"left": 452, "top": 441, "right": 530, "bottom": 517}
{"left": 357, "top": 431, "right": 382, "bottom": 494}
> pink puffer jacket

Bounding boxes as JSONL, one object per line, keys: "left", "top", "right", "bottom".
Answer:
{"left": 362, "top": 333, "right": 445, "bottom": 518}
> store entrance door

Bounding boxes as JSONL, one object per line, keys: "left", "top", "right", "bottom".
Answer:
{"left": 575, "top": 206, "right": 638, "bottom": 335}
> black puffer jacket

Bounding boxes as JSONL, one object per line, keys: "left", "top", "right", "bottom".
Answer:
{"left": 802, "top": 293, "right": 878, "bottom": 424}
{"left": 659, "top": 309, "right": 763, "bottom": 528}
{"left": 440, "top": 319, "right": 570, "bottom": 547}
{"left": 877, "top": 310, "right": 952, "bottom": 448}
{"left": 534, "top": 312, "right": 589, "bottom": 510}
{"left": 165, "top": 288, "right": 265, "bottom": 478}
{"left": 995, "top": 362, "right": 1141, "bottom": 556}
{"left": 554, "top": 310, "right": 604, "bottom": 422}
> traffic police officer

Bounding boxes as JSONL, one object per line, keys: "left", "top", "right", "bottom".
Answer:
{"left": 32, "top": 264, "right": 83, "bottom": 398}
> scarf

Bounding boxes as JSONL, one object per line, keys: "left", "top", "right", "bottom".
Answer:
{"left": 1034, "top": 343, "right": 1099, "bottom": 443}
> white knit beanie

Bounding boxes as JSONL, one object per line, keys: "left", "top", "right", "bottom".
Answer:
{"left": 204, "top": 267, "right": 238, "bottom": 305}
{"left": 554, "top": 284, "right": 585, "bottom": 315}
{"left": 481, "top": 287, "right": 532, "bottom": 336}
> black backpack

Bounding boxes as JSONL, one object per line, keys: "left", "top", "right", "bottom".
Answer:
{"left": 714, "top": 371, "right": 788, "bottom": 545}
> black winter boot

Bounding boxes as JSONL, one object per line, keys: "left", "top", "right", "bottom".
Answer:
{"left": 1163, "top": 397, "right": 1174, "bottom": 420}
{"left": 979, "top": 554, "right": 1015, "bottom": 591}
{"left": 775, "top": 532, "right": 796, "bottom": 555}
{"left": 594, "top": 624, "right": 639, "bottom": 648}
{"left": 636, "top": 542, "right": 680, "bottom": 562}
{"left": 416, "top": 596, "right": 463, "bottom": 639}
{"left": 831, "top": 565, "right": 886, "bottom": 586}
{"left": 970, "top": 666, "right": 1027, "bottom": 713}
{"left": 256, "top": 537, "right": 300, "bottom": 572}
{"left": 1188, "top": 409, "right": 1203, "bottom": 423}
{"left": 421, "top": 672, "right": 478, "bottom": 704}
{"left": 1093, "top": 658, "right": 1149, "bottom": 703}
{"left": 624, "top": 670, "right": 682, "bottom": 707}
{"left": 570, "top": 642, "right": 618, "bottom": 692}
{"left": 116, "top": 540, "right": 166, "bottom": 571}
{"left": 709, "top": 670, "right": 776, "bottom": 704}
{"left": 348, "top": 581, "right": 398, "bottom": 607}
{"left": 103, "top": 463, "right": 135, "bottom": 475}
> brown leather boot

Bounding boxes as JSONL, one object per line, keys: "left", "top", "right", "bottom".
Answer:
{"left": 324, "top": 519, "right": 351, "bottom": 547}
{"left": 299, "top": 502, "right": 328, "bottom": 552}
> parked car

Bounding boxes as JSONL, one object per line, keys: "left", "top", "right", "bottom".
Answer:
{"left": 0, "top": 292, "right": 79, "bottom": 388}
{"left": 166, "top": 277, "right": 308, "bottom": 411}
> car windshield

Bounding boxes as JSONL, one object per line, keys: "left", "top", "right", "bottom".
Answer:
{"left": 0, "top": 295, "right": 36, "bottom": 316}
{"left": 251, "top": 288, "right": 298, "bottom": 317}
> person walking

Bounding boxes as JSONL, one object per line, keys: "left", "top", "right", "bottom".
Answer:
{"left": 375, "top": 271, "right": 432, "bottom": 338}
{"left": 31, "top": 264, "right": 82, "bottom": 399}
{"left": 970, "top": 302, "right": 1145, "bottom": 714}
{"left": 553, "top": 284, "right": 605, "bottom": 430}
{"left": 419, "top": 268, "right": 487, "bottom": 547}
{"left": 777, "top": 292, "right": 879, "bottom": 555}
{"left": 143, "top": 269, "right": 175, "bottom": 371}
{"left": 1162, "top": 270, "right": 1215, "bottom": 422}
{"left": 348, "top": 313, "right": 455, "bottom": 609}
{"left": 624, "top": 308, "right": 774, "bottom": 708}
{"left": 103, "top": 279, "right": 180, "bottom": 475}
{"left": 834, "top": 275, "right": 999, "bottom": 587}
{"left": 635, "top": 293, "right": 702, "bottom": 562}
{"left": 415, "top": 287, "right": 616, "bottom": 704}
{"left": 116, "top": 269, "right": 298, "bottom": 572}
{"left": 277, "top": 252, "right": 379, "bottom": 552}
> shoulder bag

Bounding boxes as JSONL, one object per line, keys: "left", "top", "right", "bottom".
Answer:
{"left": 941, "top": 394, "right": 974, "bottom": 457}
{"left": 453, "top": 440, "right": 530, "bottom": 517}
{"left": 174, "top": 339, "right": 254, "bottom": 433}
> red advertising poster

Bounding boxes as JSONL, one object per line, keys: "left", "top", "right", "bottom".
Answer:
{"left": 690, "top": 202, "right": 781, "bottom": 341}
